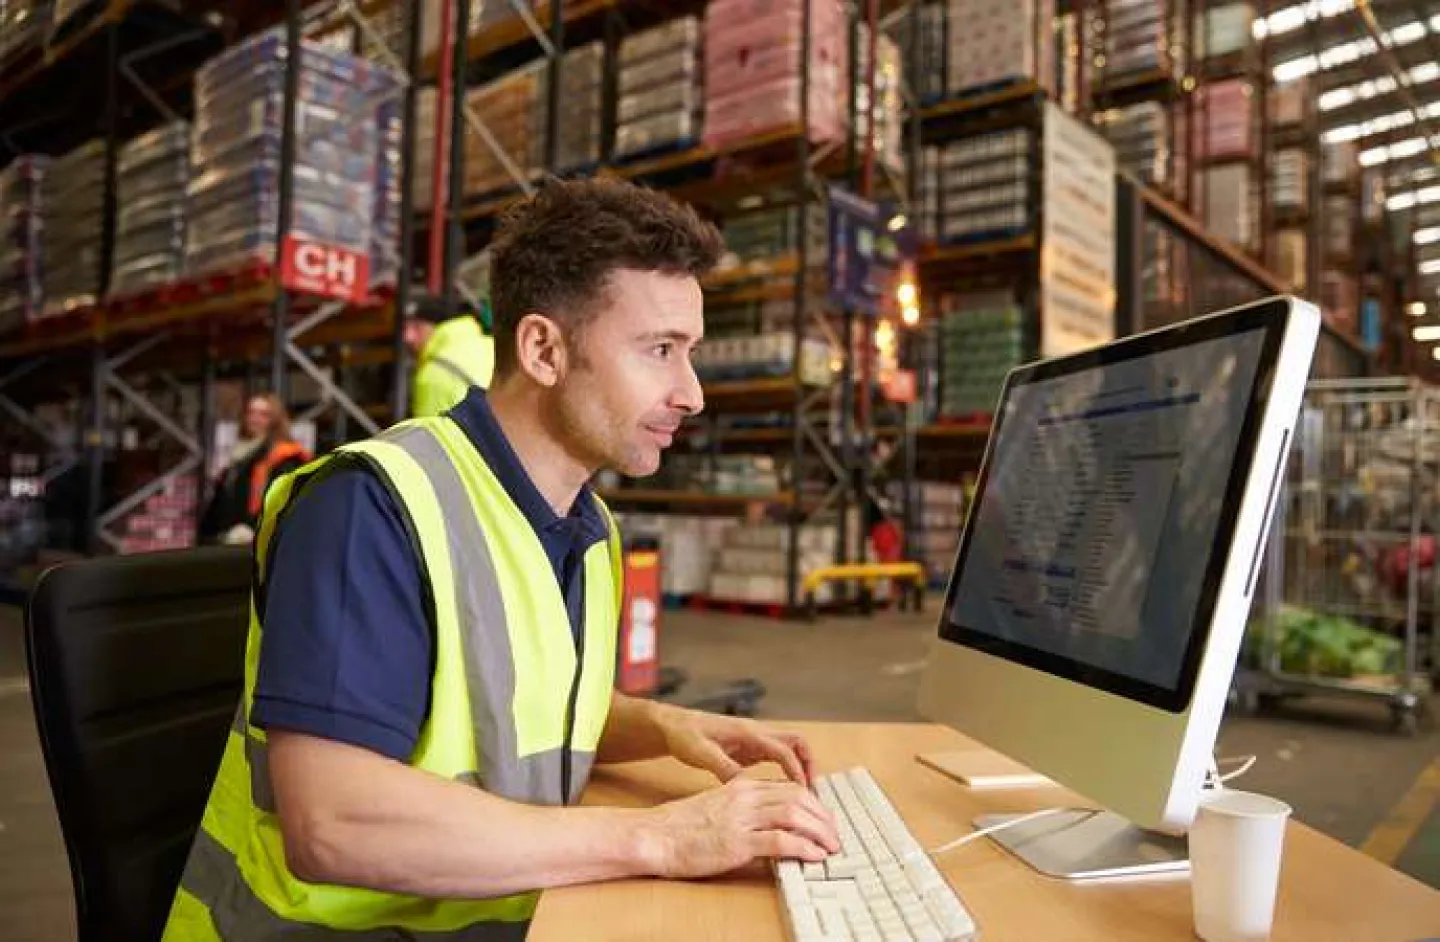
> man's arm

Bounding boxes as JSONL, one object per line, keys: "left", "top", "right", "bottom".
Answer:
{"left": 269, "top": 730, "right": 653, "bottom": 897}
{"left": 595, "top": 691, "right": 671, "bottom": 764}
{"left": 269, "top": 729, "right": 839, "bottom": 896}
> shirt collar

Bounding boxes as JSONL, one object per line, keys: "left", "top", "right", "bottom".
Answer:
{"left": 447, "top": 387, "right": 607, "bottom": 544}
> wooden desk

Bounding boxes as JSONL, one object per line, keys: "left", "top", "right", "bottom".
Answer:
{"left": 531, "top": 722, "right": 1440, "bottom": 941}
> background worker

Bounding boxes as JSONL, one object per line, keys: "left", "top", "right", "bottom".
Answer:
{"left": 163, "top": 177, "right": 838, "bottom": 941}
{"left": 406, "top": 292, "right": 495, "bottom": 416}
{"left": 196, "top": 392, "right": 309, "bottom": 545}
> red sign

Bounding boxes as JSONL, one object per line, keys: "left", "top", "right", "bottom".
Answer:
{"left": 881, "top": 369, "right": 918, "bottom": 404}
{"left": 618, "top": 549, "right": 661, "bottom": 696}
{"left": 279, "top": 235, "right": 370, "bottom": 302}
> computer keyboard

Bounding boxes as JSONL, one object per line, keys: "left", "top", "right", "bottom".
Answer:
{"left": 775, "top": 767, "right": 978, "bottom": 942}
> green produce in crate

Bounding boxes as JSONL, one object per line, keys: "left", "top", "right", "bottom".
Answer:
{"left": 1244, "top": 606, "right": 1402, "bottom": 679}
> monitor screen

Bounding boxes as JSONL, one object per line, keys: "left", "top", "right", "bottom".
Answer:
{"left": 940, "top": 309, "right": 1285, "bottom": 713}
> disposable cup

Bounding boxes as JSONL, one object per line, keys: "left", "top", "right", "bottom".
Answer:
{"left": 1189, "top": 789, "right": 1292, "bottom": 942}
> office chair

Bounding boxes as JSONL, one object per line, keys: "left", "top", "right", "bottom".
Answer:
{"left": 25, "top": 547, "right": 251, "bottom": 942}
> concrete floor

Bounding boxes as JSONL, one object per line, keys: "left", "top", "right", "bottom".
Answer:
{"left": 1, "top": 602, "right": 1437, "bottom": 940}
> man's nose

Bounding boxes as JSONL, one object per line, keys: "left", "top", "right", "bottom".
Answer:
{"left": 675, "top": 360, "right": 705, "bottom": 416}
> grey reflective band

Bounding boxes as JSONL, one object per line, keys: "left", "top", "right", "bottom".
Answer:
{"left": 232, "top": 706, "right": 276, "bottom": 814}
{"left": 180, "top": 829, "right": 529, "bottom": 941}
{"left": 380, "top": 424, "right": 596, "bottom": 804}
{"left": 429, "top": 354, "right": 479, "bottom": 389}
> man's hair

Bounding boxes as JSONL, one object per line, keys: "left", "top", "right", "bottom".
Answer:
{"left": 489, "top": 176, "right": 724, "bottom": 375}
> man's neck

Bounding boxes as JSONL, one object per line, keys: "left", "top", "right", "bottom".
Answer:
{"left": 486, "top": 380, "right": 592, "bottom": 516}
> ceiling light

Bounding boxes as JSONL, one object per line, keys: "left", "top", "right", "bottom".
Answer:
{"left": 1422, "top": 259, "right": 1440, "bottom": 275}
{"left": 1273, "top": 18, "right": 1431, "bottom": 84}
{"left": 1413, "top": 324, "right": 1440, "bottom": 341}
{"left": 1417, "top": 227, "right": 1440, "bottom": 245}
{"left": 1409, "top": 302, "right": 1428, "bottom": 317}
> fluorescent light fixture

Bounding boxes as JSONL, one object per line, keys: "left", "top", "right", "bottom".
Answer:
{"left": 1361, "top": 136, "right": 1435, "bottom": 167}
{"left": 1422, "top": 259, "right": 1440, "bottom": 275}
{"left": 1273, "top": 18, "right": 1433, "bottom": 84}
{"left": 1431, "top": 347, "right": 1440, "bottom": 361}
{"left": 1320, "top": 64, "right": 1440, "bottom": 112}
{"left": 1387, "top": 185, "right": 1440, "bottom": 211}
{"left": 1409, "top": 302, "right": 1428, "bottom": 317}
{"left": 1325, "top": 101, "right": 1440, "bottom": 144}
{"left": 1417, "top": 227, "right": 1440, "bottom": 245}
{"left": 1413, "top": 324, "right": 1440, "bottom": 341}
{"left": 1254, "top": 0, "right": 1356, "bottom": 40}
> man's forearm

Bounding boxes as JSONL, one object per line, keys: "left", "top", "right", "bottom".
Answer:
{"left": 270, "top": 730, "right": 662, "bottom": 900}
{"left": 595, "top": 691, "right": 687, "bottom": 764}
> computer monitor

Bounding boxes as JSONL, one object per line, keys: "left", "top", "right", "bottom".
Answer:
{"left": 917, "top": 296, "right": 1319, "bottom": 880}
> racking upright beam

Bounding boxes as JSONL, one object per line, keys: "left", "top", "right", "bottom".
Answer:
{"left": 270, "top": 0, "right": 303, "bottom": 402}
{"left": 787, "top": 0, "right": 815, "bottom": 611}
{"left": 392, "top": 0, "right": 426, "bottom": 420}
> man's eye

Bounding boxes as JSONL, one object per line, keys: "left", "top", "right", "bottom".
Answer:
{"left": 654, "top": 343, "right": 673, "bottom": 358}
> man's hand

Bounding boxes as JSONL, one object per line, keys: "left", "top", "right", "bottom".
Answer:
{"left": 659, "top": 709, "right": 818, "bottom": 787}
{"left": 637, "top": 777, "right": 841, "bottom": 879}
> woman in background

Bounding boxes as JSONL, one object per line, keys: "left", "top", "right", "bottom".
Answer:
{"left": 199, "top": 394, "right": 310, "bottom": 545}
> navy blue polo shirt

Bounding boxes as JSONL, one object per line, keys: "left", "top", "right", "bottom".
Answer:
{"left": 249, "top": 388, "right": 611, "bottom": 762}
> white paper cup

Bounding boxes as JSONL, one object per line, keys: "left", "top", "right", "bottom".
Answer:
{"left": 1189, "top": 789, "right": 1292, "bottom": 942}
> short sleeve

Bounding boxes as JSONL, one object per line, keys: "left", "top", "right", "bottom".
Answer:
{"left": 250, "top": 464, "right": 433, "bottom": 762}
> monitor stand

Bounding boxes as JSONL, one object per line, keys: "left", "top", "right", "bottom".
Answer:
{"left": 974, "top": 809, "right": 1190, "bottom": 881}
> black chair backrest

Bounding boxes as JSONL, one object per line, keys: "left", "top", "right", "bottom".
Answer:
{"left": 25, "top": 546, "right": 251, "bottom": 942}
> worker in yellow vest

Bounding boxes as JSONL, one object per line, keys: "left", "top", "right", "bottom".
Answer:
{"left": 162, "top": 177, "right": 839, "bottom": 941}
{"left": 406, "top": 293, "right": 496, "bottom": 417}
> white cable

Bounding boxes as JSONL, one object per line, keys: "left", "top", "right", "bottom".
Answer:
{"left": 930, "top": 807, "right": 1069, "bottom": 856}
{"left": 1204, "top": 754, "right": 1259, "bottom": 791}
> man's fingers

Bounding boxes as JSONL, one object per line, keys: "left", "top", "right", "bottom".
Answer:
{"left": 782, "top": 734, "right": 818, "bottom": 786}
{"left": 753, "top": 829, "right": 829, "bottom": 863}
{"left": 749, "top": 733, "right": 808, "bottom": 786}
{"left": 753, "top": 792, "right": 841, "bottom": 852}
{"left": 696, "top": 737, "right": 745, "bottom": 782}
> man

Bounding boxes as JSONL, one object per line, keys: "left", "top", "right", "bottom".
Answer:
{"left": 163, "top": 178, "right": 839, "bottom": 941}
{"left": 406, "top": 293, "right": 496, "bottom": 416}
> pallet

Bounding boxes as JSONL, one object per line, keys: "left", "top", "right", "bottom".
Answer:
{"left": 107, "top": 259, "right": 275, "bottom": 323}
{"left": 933, "top": 411, "right": 993, "bottom": 428}
{"left": 25, "top": 305, "right": 96, "bottom": 339}
{"left": 688, "top": 595, "right": 794, "bottom": 620}
{"left": 928, "top": 76, "right": 1038, "bottom": 107}
{"left": 937, "top": 226, "right": 1032, "bottom": 249}
{"left": 612, "top": 136, "right": 703, "bottom": 169}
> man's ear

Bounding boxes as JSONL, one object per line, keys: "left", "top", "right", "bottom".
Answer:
{"left": 513, "top": 312, "right": 567, "bottom": 387}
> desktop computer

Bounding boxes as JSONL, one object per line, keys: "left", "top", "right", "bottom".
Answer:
{"left": 916, "top": 295, "right": 1320, "bottom": 879}
{"left": 774, "top": 297, "right": 1319, "bottom": 940}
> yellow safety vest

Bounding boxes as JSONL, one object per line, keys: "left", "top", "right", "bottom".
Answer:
{"left": 413, "top": 317, "right": 495, "bottom": 418}
{"left": 162, "top": 417, "right": 622, "bottom": 940}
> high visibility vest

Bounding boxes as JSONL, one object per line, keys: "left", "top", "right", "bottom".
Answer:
{"left": 162, "top": 417, "right": 622, "bottom": 941}
{"left": 413, "top": 317, "right": 495, "bottom": 418}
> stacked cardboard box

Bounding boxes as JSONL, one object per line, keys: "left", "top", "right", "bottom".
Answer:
{"left": 1323, "top": 194, "right": 1353, "bottom": 258}
{"left": 928, "top": 129, "right": 1032, "bottom": 243}
{"left": 615, "top": 513, "right": 741, "bottom": 598}
{"left": 938, "top": 296, "right": 1024, "bottom": 418}
{"left": 942, "top": 0, "right": 1055, "bottom": 96}
{"left": 902, "top": 1, "right": 946, "bottom": 102}
{"left": 1196, "top": 1, "right": 1254, "bottom": 59}
{"left": 1055, "top": 12, "right": 1082, "bottom": 114}
{"left": 1200, "top": 163, "right": 1256, "bottom": 251}
{"left": 722, "top": 205, "right": 827, "bottom": 264}
{"left": 463, "top": 65, "right": 542, "bottom": 197}
{"left": 1193, "top": 79, "right": 1255, "bottom": 159}
{"left": 0, "top": 155, "right": 45, "bottom": 335}
{"left": 1269, "top": 77, "right": 1311, "bottom": 127}
{"left": 692, "top": 333, "right": 832, "bottom": 385}
{"left": 704, "top": 295, "right": 825, "bottom": 338}
{"left": 616, "top": 17, "right": 704, "bottom": 160}
{"left": 41, "top": 139, "right": 105, "bottom": 315}
{"left": 1270, "top": 148, "right": 1309, "bottom": 211}
{"left": 1095, "top": 102, "right": 1177, "bottom": 190}
{"left": 119, "top": 474, "right": 198, "bottom": 555}
{"left": 112, "top": 123, "right": 190, "bottom": 297}
{"left": 532, "top": 42, "right": 605, "bottom": 173}
{"left": 1320, "top": 269, "right": 1358, "bottom": 336}
{"left": 1101, "top": 0, "right": 1182, "bottom": 80}
{"left": 707, "top": 522, "right": 854, "bottom": 605}
{"left": 186, "top": 32, "right": 395, "bottom": 281}
{"left": 703, "top": 0, "right": 848, "bottom": 147}
{"left": 1273, "top": 228, "right": 1307, "bottom": 290}
{"left": 1321, "top": 140, "right": 1358, "bottom": 187}
{"left": 889, "top": 480, "right": 968, "bottom": 582}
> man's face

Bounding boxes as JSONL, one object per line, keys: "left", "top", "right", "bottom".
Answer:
{"left": 551, "top": 268, "right": 705, "bottom": 477}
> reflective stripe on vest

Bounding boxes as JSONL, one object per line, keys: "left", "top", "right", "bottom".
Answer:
{"left": 164, "top": 418, "right": 620, "bottom": 940}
